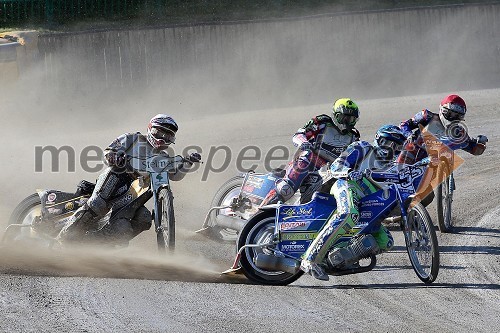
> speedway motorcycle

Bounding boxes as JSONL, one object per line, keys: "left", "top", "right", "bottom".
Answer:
{"left": 223, "top": 159, "right": 439, "bottom": 285}
{"left": 3, "top": 154, "right": 191, "bottom": 253}
{"left": 197, "top": 149, "right": 433, "bottom": 243}
{"left": 197, "top": 149, "right": 335, "bottom": 242}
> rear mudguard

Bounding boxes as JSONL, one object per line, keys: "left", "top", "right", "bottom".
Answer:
{"left": 37, "top": 189, "right": 90, "bottom": 221}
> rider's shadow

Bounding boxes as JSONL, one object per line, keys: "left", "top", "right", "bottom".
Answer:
{"left": 391, "top": 245, "right": 500, "bottom": 255}
{"left": 293, "top": 282, "right": 500, "bottom": 290}
{"left": 451, "top": 226, "right": 500, "bottom": 238}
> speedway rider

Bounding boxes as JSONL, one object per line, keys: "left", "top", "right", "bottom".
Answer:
{"left": 57, "top": 114, "right": 202, "bottom": 244}
{"left": 261, "top": 98, "right": 361, "bottom": 206}
{"left": 397, "top": 94, "right": 488, "bottom": 164}
{"left": 300, "top": 125, "right": 407, "bottom": 281}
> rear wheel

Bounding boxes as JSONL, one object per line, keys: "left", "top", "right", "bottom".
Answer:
{"left": 403, "top": 203, "right": 439, "bottom": 284}
{"left": 207, "top": 176, "right": 244, "bottom": 242}
{"left": 5, "top": 194, "right": 42, "bottom": 242}
{"left": 156, "top": 188, "right": 175, "bottom": 253}
{"left": 238, "top": 211, "right": 303, "bottom": 285}
{"left": 436, "top": 163, "right": 454, "bottom": 233}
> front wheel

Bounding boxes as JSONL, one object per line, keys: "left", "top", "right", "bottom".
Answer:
{"left": 237, "top": 211, "right": 303, "bottom": 285}
{"left": 436, "top": 164, "right": 454, "bottom": 233}
{"left": 403, "top": 203, "right": 439, "bottom": 284}
{"left": 156, "top": 188, "right": 175, "bottom": 253}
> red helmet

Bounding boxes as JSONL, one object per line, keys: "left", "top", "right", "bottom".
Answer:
{"left": 439, "top": 94, "right": 466, "bottom": 126}
{"left": 147, "top": 114, "right": 178, "bottom": 149}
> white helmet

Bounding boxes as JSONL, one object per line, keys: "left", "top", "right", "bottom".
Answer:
{"left": 147, "top": 114, "right": 178, "bottom": 149}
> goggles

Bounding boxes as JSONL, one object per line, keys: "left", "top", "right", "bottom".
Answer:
{"left": 441, "top": 106, "right": 465, "bottom": 121}
{"left": 151, "top": 127, "right": 176, "bottom": 144}
{"left": 378, "top": 137, "right": 403, "bottom": 153}
{"left": 335, "top": 113, "right": 358, "bottom": 126}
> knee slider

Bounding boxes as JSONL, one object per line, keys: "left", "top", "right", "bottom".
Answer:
{"left": 276, "top": 179, "right": 295, "bottom": 201}
{"left": 86, "top": 195, "right": 109, "bottom": 217}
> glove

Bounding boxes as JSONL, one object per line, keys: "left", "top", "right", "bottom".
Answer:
{"left": 348, "top": 170, "right": 364, "bottom": 181}
{"left": 105, "top": 151, "right": 126, "bottom": 167}
{"left": 299, "top": 141, "right": 313, "bottom": 151}
{"left": 185, "top": 152, "right": 202, "bottom": 165}
{"left": 476, "top": 135, "right": 488, "bottom": 145}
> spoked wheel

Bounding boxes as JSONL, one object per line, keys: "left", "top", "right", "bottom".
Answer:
{"left": 436, "top": 163, "right": 454, "bottom": 233}
{"left": 156, "top": 188, "right": 175, "bottom": 253}
{"left": 403, "top": 203, "right": 439, "bottom": 284}
{"left": 207, "top": 176, "right": 244, "bottom": 242}
{"left": 238, "top": 211, "right": 303, "bottom": 285}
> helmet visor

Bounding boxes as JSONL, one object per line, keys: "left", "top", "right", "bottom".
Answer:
{"left": 151, "top": 127, "right": 176, "bottom": 144}
{"left": 442, "top": 107, "right": 465, "bottom": 121}
{"left": 335, "top": 113, "right": 358, "bottom": 126}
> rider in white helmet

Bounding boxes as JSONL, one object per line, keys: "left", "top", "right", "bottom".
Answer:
{"left": 57, "top": 114, "right": 201, "bottom": 244}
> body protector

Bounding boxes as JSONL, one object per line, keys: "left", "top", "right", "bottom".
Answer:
{"left": 261, "top": 115, "right": 360, "bottom": 205}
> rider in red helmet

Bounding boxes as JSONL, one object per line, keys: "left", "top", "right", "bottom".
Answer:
{"left": 57, "top": 114, "right": 201, "bottom": 244}
{"left": 397, "top": 94, "right": 488, "bottom": 164}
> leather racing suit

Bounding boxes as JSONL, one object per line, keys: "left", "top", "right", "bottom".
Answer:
{"left": 397, "top": 109, "right": 486, "bottom": 164}
{"left": 263, "top": 114, "right": 360, "bottom": 205}
{"left": 57, "top": 132, "right": 194, "bottom": 244}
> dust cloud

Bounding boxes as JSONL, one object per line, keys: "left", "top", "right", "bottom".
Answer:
{"left": 1, "top": 4, "right": 498, "bottom": 280}
{"left": 0, "top": 242, "right": 247, "bottom": 283}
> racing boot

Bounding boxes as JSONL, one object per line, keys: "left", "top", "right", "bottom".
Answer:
{"left": 57, "top": 204, "right": 100, "bottom": 243}
{"left": 129, "top": 206, "right": 152, "bottom": 238}
{"left": 371, "top": 225, "right": 394, "bottom": 253}
{"left": 87, "top": 218, "right": 134, "bottom": 246}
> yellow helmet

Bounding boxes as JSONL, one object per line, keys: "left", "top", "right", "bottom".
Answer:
{"left": 332, "top": 98, "right": 359, "bottom": 131}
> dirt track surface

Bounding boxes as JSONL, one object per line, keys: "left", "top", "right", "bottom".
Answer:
{"left": 1, "top": 90, "right": 499, "bottom": 332}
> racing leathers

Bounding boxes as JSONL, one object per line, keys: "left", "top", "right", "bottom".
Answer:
{"left": 57, "top": 132, "right": 196, "bottom": 244}
{"left": 300, "top": 141, "right": 394, "bottom": 278}
{"left": 262, "top": 114, "right": 360, "bottom": 205}
{"left": 397, "top": 109, "right": 487, "bottom": 164}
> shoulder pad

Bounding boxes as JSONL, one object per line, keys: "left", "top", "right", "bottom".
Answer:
{"left": 314, "top": 114, "right": 334, "bottom": 124}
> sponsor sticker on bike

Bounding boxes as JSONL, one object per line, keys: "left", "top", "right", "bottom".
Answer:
{"left": 280, "top": 241, "right": 306, "bottom": 252}
{"left": 47, "top": 193, "right": 57, "bottom": 202}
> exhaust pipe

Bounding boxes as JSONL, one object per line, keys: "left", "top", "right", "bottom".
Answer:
{"left": 215, "top": 215, "right": 247, "bottom": 232}
{"left": 254, "top": 253, "right": 300, "bottom": 274}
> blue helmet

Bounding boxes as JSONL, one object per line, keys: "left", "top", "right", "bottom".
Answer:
{"left": 374, "top": 125, "right": 407, "bottom": 159}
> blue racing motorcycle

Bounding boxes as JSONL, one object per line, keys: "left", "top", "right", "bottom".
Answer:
{"left": 224, "top": 159, "right": 439, "bottom": 285}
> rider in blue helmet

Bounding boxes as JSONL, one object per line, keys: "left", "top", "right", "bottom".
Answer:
{"left": 300, "top": 124, "right": 406, "bottom": 281}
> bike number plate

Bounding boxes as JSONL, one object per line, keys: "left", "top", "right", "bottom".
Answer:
{"left": 151, "top": 171, "right": 169, "bottom": 189}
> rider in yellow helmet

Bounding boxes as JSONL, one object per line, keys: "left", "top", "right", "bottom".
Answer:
{"left": 261, "top": 98, "right": 360, "bottom": 206}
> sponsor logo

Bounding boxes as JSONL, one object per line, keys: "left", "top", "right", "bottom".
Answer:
{"left": 247, "top": 176, "right": 264, "bottom": 189}
{"left": 65, "top": 202, "right": 75, "bottom": 210}
{"left": 47, "top": 193, "right": 57, "bottom": 202}
{"left": 280, "top": 221, "right": 308, "bottom": 230}
{"left": 282, "top": 207, "right": 314, "bottom": 220}
{"left": 361, "top": 211, "right": 372, "bottom": 219}
{"left": 113, "top": 193, "right": 134, "bottom": 208}
{"left": 47, "top": 208, "right": 62, "bottom": 215}
{"left": 281, "top": 241, "right": 306, "bottom": 251}
{"left": 281, "top": 232, "right": 318, "bottom": 240}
